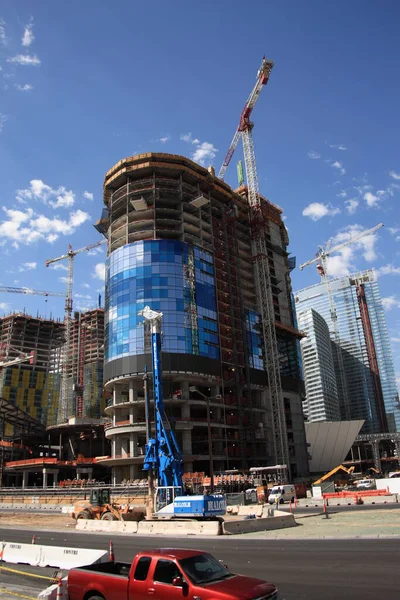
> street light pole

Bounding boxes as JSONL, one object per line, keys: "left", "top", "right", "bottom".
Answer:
{"left": 189, "top": 386, "right": 214, "bottom": 493}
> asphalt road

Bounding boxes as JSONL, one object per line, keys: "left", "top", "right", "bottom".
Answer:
{"left": 0, "top": 527, "right": 398, "bottom": 599}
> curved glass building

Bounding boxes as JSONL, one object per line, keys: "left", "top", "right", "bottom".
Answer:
{"left": 97, "top": 153, "right": 308, "bottom": 483}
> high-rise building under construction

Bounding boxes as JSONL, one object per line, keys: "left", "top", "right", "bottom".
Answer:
{"left": 295, "top": 270, "right": 399, "bottom": 433}
{"left": 0, "top": 313, "right": 64, "bottom": 428}
{"left": 97, "top": 153, "right": 309, "bottom": 483}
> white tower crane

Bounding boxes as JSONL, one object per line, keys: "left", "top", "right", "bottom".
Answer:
{"left": 299, "top": 222, "right": 384, "bottom": 419}
{"left": 0, "top": 286, "right": 64, "bottom": 298}
{"left": 218, "top": 57, "right": 290, "bottom": 471}
{"left": 45, "top": 239, "right": 107, "bottom": 421}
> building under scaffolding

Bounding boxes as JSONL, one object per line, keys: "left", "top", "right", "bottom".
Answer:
{"left": 0, "top": 313, "right": 64, "bottom": 429}
{"left": 65, "top": 308, "right": 106, "bottom": 421}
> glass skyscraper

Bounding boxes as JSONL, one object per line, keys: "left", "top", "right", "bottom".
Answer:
{"left": 295, "top": 270, "right": 399, "bottom": 433}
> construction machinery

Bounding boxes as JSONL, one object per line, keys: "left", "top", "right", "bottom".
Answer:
{"left": 45, "top": 239, "right": 106, "bottom": 421}
{"left": 299, "top": 223, "right": 384, "bottom": 422}
{"left": 314, "top": 465, "right": 355, "bottom": 486}
{"left": 139, "top": 306, "right": 226, "bottom": 518}
{"left": 72, "top": 487, "right": 143, "bottom": 521}
{"left": 218, "top": 57, "right": 290, "bottom": 471}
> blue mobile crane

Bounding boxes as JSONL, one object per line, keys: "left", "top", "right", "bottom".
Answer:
{"left": 138, "top": 306, "right": 226, "bottom": 518}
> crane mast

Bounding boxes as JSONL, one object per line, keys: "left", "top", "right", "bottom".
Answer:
{"left": 299, "top": 223, "right": 384, "bottom": 421}
{"left": 45, "top": 238, "right": 106, "bottom": 422}
{"left": 219, "top": 57, "right": 290, "bottom": 471}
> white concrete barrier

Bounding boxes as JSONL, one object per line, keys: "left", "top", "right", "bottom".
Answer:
{"left": 39, "top": 545, "right": 108, "bottom": 569}
{"left": 61, "top": 505, "right": 74, "bottom": 514}
{"left": 1, "top": 542, "right": 42, "bottom": 566}
{"left": 75, "top": 519, "right": 138, "bottom": 534}
{"left": 37, "top": 577, "right": 68, "bottom": 600}
{"left": 222, "top": 513, "right": 296, "bottom": 535}
{"left": 137, "top": 519, "right": 221, "bottom": 536}
{"left": 237, "top": 505, "right": 263, "bottom": 518}
{"left": 376, "top": 479, "right": 400, "bottom": 494}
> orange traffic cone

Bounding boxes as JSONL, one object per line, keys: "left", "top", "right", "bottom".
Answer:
{"left": 56, "top": 578, "right": 63, "bottom": 599}
{"left": 109, "top": 540, "right": 115, "bottom": 562}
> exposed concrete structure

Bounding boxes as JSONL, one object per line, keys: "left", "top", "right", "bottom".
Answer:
{"left": 97, "top": 153, "right": 309, "bottom": 483}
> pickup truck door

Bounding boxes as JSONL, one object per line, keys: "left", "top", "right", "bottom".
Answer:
{"left": 148, "top": 558, "right": 191, "bottom": 600}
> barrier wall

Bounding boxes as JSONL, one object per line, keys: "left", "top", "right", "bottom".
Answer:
{"left": 0, "top": 541, "right": 108, "bottom": 569}
{"left": 222, "top": 513, "right": 296, "bottom": 535}
{"left": 376, "top": 478, "right": 400, "bottom": 494}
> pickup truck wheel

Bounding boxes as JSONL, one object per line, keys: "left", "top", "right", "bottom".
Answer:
{"left": 76, "top": 510, "right": 92, "bottom": 520}
{"left": 101, "top": 511, "right": 117, "bottom": 521}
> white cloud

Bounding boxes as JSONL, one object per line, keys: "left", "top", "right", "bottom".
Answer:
{"left": 345, "top": 199, "right": 359, "bottom": 215}
{"left": 0, "top": 19, "right": 7, "bottom": 45}
{"left": 389, "top": 171, "right": 400, "bottom": 181}
{"left": 329, "top": 144, "right": 347, "bottom": 151}
{"left": 50, "top": 263, "right": 68, "bottom": 271}
{"left": 14, "top": 83, "right": 33, "bottom": 91}
{"left": 0, "top": 207, "right": 90, "bottom": 247}
{"left": 93, "top": 263, "right": 105, "bottom": 281}
{"left": 16, "top": 179, "right": 75, "bottom": 209}
{"left": 337, "top": 190, "right": 347, "bottom": 198}
{"left": 0, "top": 302, "right": 9, "bottom": 311}
{"left": 81, "top": 283, "right": 90, "bottom": 289}
{"left": 180, "top": 133, "right": 200, "bottom": 144}
{"left": 75, "top": 293, "right": 92, "bottom": 300}
{"left": 391, "top": 337, "right": 400, "bottom": 343}
{"left": 331, "top": 161, "right": 346, "bottom": 175}
{"left": 180, "top": 133, "right": 216, "bottom": 165}
{"left": 377, "top": 264, "right": 400, "bottom": 276}
{"left": 364, "top": 191, "right": 379, "bottom": 207}
{"left": 7, "top": 54, "right": 40, "bottom": 66}
{"left": 192, "top": 142, "right": 218, "bottom": 166}
{"left": 19, "top": 261, "right": 37, "bottom": 272}
{"left": 388, "top": 227, "right": 399, "bottom": 236}
{"left": 58, "top": 276, "right": 69, "bottom": 284}
{"left": 382, "top": 296, "right": 400, "bottom": 311}
{"left": 326, "top": 224, "right": 381, "bottom": 276}
{"left": 22, "top": 23, "right": 34, "bottom": 47}
{"left": 0, "top": 114, "right": 7, "bottom": 132}
{"left": 83, "top": 191, "right": 94, "bottom": 201}
{"left": 307, "top": 151, "right": 321, "bottom": 159}
{"left": 157, "top": 136, "right": 170, "bottom": 144}
{"left": 302, "top": 202, "right": 341, "bottom": 221}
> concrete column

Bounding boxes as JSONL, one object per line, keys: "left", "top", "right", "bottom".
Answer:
{"left": 181, "top": 401, "right": 190, "bottom": 419}
{"left": 53, "top": 470, "right": 59, "bottom": 488}
{"left": 129, "top": 464, "right": 136, "bottom": 480}
{"left": 395, "top": 441, "right": 400, "bottom": 466}
{"left": 181, "top": 381, "right": 190, "bottom": 398}
{"left": 182, "top": 430, "right": 192, "bottom": 455}
{"left": 22, "top": 470, "right": 28, "bottom": 489}
{"left": 111, "top": 439, "right": 116, "bottom": 459}
{"left": 76, "top": 468, "right": 81, "bottom": 480}
{"left": 112, "top": 468, "right": 117, "bottom": 487}
{"left": 129, "top": 381, "right": 137, "bottom": 403}
{"left": 42, "top": 468, "right": 47, "bottom": 489}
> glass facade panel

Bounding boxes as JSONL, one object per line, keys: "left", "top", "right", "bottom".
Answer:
{"left": 105, "top": 240, "right": 219, "bottom": 363}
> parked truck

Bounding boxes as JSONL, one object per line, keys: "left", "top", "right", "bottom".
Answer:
{"left": 67, "top": 548, "right": 279, "bottom": 600}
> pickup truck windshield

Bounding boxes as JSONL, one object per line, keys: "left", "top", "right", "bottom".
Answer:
{"left": 179, "top": 553, "right": 232, "bottom": 584}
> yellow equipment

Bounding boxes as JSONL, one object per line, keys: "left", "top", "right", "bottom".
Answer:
{"left": 72, "top": 488, "right": 143, "bottom": 521}
{"left": 314, "top": 465, "right": 355, "bottom": 485}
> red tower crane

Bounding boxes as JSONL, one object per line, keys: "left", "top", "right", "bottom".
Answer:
{"left": 218, "top": 58, "right": 290, "bottom": 471}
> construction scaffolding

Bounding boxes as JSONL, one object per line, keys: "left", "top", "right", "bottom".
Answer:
{"left": 0, "top": 313, "right": 64, "bottom": 428}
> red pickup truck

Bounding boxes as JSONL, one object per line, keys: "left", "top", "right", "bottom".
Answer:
{"left": 67, "top": 548, "right": 279, "bottom": 600}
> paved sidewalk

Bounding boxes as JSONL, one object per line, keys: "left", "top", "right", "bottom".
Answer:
{"left": 238, "top": 507, "right": 400, "bottom": 539}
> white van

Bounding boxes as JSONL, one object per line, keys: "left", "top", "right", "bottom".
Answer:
{"left": 355, "top": 479, "right": 375, "bottom": 490}
{"left": 268, "top": 484, "right": 296, "bottom": 505}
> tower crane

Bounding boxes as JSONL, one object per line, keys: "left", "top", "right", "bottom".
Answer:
{"left": 0, "top": 286, "right": 64, "bottom": 298}
{"left": 218, "top": 57, "right": 290, "bottom": 472}
{"left": 45, "top": 239, "right": 107, "bottom": 421}
{"left": 299, "top": 223, "right": 384, "bottom": 420}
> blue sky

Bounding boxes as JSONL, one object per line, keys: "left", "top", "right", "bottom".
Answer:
{"left": 0, "top": 1, "right": 399, "bottom": 385}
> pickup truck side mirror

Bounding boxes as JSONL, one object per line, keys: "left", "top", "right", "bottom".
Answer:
{"left": 172, "top": 576, "right": 184, "bottom": 587}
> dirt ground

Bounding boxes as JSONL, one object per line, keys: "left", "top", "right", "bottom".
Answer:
{"left": 0, "top": 512, "right": 72, "bottom": 529}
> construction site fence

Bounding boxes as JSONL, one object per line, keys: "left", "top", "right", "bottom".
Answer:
{"left": 0, "top": 484, "right": 148, "bottom": 502}
{"left": 322, "top": 489, "right": 391, "bottom": 499}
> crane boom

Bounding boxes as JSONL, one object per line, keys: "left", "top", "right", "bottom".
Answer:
{"left": 45, "top": 238, "right": 107, "bottom": 422}
{"left": 0, "top": 286, "right": 64, "bottom": 297}
{"left": 218, "top": 58, "right": 274, "bottom": 180}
